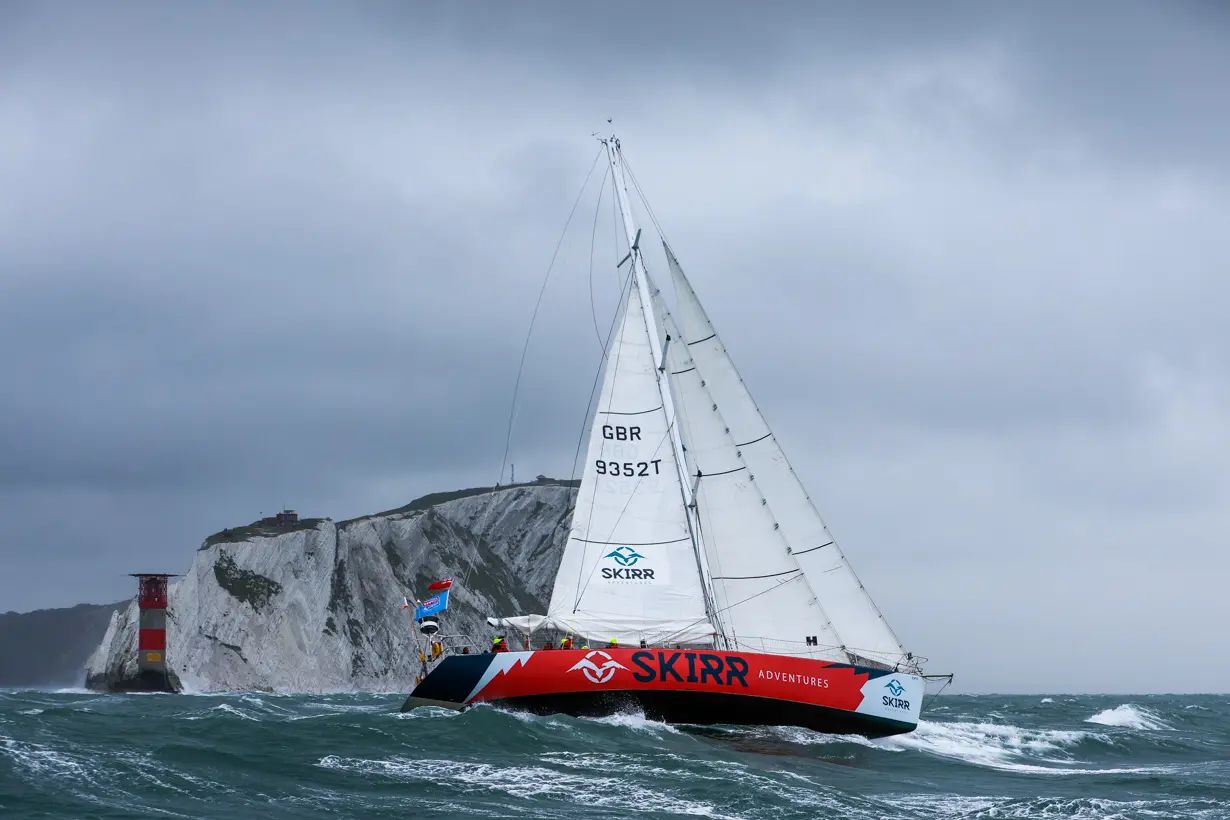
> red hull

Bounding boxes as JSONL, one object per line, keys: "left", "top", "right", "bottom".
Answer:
{"left": 402, "top": 648, "right": 922, "bottom": 737}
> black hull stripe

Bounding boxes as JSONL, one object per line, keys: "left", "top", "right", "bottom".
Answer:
{"left": 404, "top": 686, "right": 913, "bottom": 739}
{"left": 490, "top": 690, "right": 915, "bottom": 738}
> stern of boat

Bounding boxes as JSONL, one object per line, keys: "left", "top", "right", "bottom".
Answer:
{"left": 400, "top": 651, "right": 534, "bottom": 713}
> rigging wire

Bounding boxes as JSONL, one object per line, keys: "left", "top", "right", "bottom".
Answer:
{"left": 920, "top": 674, "right": 955, "bottom": 715}
{"left": 496, "top": 146, "right": 604, "bottom": 487}
{"left": 486, "top": 153, "right": 636, "bottom": 619}
{"left": 612, "top": 162, "right": 623, "bottom": 290}
{"left": 567, "top": 264, "right": 632, "bottom": 486}
{"left": 621, "top": 152, "right": 672, "bottom": 251}
{"left": 588, "top": 164, "right": 611, "bottom": 352}
{"left": 565, "top": 180, "right": 634, "bottom": 490}
{"left": 456, "top": 147, "right": 604, "bottom": 593}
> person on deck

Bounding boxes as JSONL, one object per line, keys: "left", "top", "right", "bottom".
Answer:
{"left": 559, "top": 635, "right": 573, "bottom": 650}
{"left": 491, "top": 636, "right": 508, "bottom": 653}
{"left": 608, "top": 638, "right": 619, "bottom": 650}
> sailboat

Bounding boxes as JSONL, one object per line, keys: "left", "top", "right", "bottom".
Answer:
{"left": 400, "top": 136, "right": 942, "bottom": 737}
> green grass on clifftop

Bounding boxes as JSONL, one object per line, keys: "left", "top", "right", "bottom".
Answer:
{"left": 201, "top": 478, "right": 580, "bottom": 547}
{"left": 337, "top": 477, "right": 580, "bottom": 527}
{"left": 202, "top": 517, "right": 328, "bottom": 549}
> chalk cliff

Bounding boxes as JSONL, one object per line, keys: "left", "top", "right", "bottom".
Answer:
{"left": 84, "top": 482, "right": 575, "bottom": 693}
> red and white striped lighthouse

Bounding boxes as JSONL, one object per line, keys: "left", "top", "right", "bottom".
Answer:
{"left": 131, "top": 573, "right": 178, "bottom": 689}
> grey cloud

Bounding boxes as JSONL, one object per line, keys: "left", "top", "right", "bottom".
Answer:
{"left": 1, "top": 1, "right": 1227, "bottom": 691}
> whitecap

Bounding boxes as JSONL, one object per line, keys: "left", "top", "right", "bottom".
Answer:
{"left": 316, "top": 755, "right": 739, "bottom": 818}
{"left": 761, "top": 725, "right": 885, "bottom": 749}
{"left": 209, "top": 703, "right": 260, "bottom": 721}
{"left": 875, "top": 720, "right": 1155, "bottom": 774}
{"left": 583, "top": 709, "right": 681, "bottom": 734}
{"left": 388, "top": 705, "right": 461, "bottom": 720}
{"left": 1085, "top": 704, "right": 1170, "bottom": 731}
{"left": 0, "top": 736, "right": 100, "bottom": 786}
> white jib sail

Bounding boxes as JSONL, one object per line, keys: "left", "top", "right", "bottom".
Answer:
{"left": 511, "top": 279, "right": 716, "bottom": 645}
{"left": 653, "top": 285, "right": 844, "bottom": 659}
{"left": 664, "top": 244, "right": 909, "bottom": 667}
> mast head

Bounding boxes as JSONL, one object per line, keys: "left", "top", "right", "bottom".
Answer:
{"left": 593, "top": 130, "right": 621, "bottom": 151}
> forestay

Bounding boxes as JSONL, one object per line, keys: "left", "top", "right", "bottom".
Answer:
{"left": 663, "top": 245, "right": 909, "bottom": 668}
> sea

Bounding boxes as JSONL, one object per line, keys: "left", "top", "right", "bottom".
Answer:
{"left": 1, "top": 691, "right": 1227, "bottom": 819}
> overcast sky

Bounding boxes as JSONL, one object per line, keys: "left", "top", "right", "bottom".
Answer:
{"left": 2, "top": 1, "right": 1227, "bottom": 693}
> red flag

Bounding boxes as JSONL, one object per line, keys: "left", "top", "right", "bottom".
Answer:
{"left": 427, "top": 578, "right": 453, "bottom": 591}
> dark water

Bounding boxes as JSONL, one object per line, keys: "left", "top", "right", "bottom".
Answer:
{"left": 1, "top": 690, "right": 1227, "bottom": 819}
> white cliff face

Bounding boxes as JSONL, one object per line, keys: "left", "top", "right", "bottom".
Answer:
{"left": 85, "top": 484, "right": 575, "bottom": 693}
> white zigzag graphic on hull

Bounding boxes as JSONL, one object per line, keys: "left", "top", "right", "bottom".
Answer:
{"left": 464, "top": 652, "right": 536, "bottom": 703}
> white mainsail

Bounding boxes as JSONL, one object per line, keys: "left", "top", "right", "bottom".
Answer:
{"left": 490, "top": 262, "right": 715, "bottom": 645}
{"left": 662, "top": 244, "right": 909, "bottom": 668}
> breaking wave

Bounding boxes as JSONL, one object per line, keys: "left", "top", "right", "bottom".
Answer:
{"left": 1085, "top": 703, "right": 1171, "bottom": 730}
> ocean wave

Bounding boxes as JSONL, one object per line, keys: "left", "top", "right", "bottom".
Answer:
{"left": 875, "top": 720, "right": 1164, "bottom": 775}
{"left": 752, "top": 725, "right": 886, "bottom": 750}
{"left": 0, "top": 736, "right": 100, "bottom": 786}
{"left": 388, "top": 704, "right": 462, "bottom": 720}
{"left": 891, "top": 794, "right": 1230, "bottom": 819}
{"left": 201, "top": 703, "right": 261, "bottom": 721}
{"left": 317, "top": 755, "right": 743, "bottom": 818}
{"left": 1085, "top": 704, "right": 1171, "bottom": 731}
{"left": 3, "top": 693, "right": 1227, "bottom": 819}
{"left": 582, "top": 709, "right": 682, "bottom": 734}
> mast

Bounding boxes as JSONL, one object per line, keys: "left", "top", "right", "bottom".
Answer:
{"left": 603, "top": 136, "right": 723, "bottom": 644}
